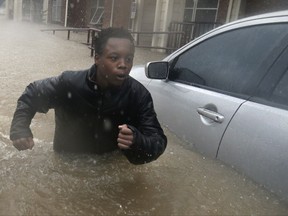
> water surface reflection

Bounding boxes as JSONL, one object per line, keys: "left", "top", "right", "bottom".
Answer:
{"left": 1, "top": 131, "right": 288, "bottom": 215}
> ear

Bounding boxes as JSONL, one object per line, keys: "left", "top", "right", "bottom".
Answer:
{"left": 94, "top": 54, "right": 100, "bottom": 65}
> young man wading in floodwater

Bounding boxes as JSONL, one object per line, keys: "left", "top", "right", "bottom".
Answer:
{"left": 9, "top": 27, "right": 167, "bottom": 164}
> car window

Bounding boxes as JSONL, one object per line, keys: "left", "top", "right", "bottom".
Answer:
{"left": 249, "top": 43, "right": 288, "bottom": 110}
{"left": 169, "top": 24, "right": 288, "bottom": 97}
{"left": 268, "top": 69, "right": 288, "bottom": 107}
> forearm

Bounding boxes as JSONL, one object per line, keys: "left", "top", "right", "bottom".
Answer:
{"left": 10, "top": 100, "right": 36, "bottom": 140}
{"left": 123, "top": 125, "right": 167, "bottom": 164}
{"left": 10, "top": 77, "right": 61, "bottom": 141}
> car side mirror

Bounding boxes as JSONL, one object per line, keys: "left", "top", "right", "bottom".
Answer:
{"left": 145, "top": 61, "right": 169, "bottom": 79}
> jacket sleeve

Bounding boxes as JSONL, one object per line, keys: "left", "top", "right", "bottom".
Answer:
{"left": 122, "top": 92, "right": 167, "bottom": 165}
{"left": 10, "top": 76, "right": 63, "bottom": 141}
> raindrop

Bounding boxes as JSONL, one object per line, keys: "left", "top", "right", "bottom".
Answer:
{"left": 103, "top": 119, "right": 112, "bottom": 131}
{"left": 67, "top": 92, "right": 72, "bottom": 99}
{"left": 94, "top": 133, "right": 98, "bottom": 139}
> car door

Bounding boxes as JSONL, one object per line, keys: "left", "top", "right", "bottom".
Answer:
{"left": 147, "top": 23, "right": 288, "bottom": 158}
{"left": 218, "top": 43, "right": 288, "bottom": 199}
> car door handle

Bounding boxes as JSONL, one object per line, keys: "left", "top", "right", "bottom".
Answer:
{"left": 197, "top": 107, "right": 224, "bottom": 123}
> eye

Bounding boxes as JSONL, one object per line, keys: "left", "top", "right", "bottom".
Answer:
{"left": 110, "top": 56, "right": 118, "bottom": 61}
{"left": 126, "top": 56, "right": 134, "bottom": 63}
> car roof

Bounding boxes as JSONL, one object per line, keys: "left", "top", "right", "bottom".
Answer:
{"left": 229, "top": 9, "right": 288, "bottom": 24}
{"left": 165, "top": 10, "right": 288, "bottom": 61}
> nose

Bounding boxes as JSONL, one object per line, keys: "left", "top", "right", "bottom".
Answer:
{"left": 118, "top": 58, "right": 128, "bottom": 69}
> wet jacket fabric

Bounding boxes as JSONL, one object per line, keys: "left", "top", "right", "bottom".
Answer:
{"left": 10, "top": 64, "right": 167, "bottom": 164}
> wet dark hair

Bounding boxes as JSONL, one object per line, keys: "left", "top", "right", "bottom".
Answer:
{"left": 93, "top": 27, "right": 135, "bottom": 56}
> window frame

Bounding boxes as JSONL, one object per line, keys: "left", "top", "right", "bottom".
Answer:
{"left": 90, "top": 0, "right": 105, "bottom": 25}
{"left": 250, "top": 41, "right": 288, "bottom": 110}
{"left": 167, "top": 23, "right": 288, "bottom": 100}
{"left": 184, "top": 0, "right": 219, "bottom": 23}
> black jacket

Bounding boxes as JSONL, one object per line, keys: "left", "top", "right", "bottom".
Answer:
{"left": 10, "top": 64, "right": 167, "bottom": 164}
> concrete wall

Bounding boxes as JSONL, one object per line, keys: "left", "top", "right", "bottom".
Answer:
{"left": 171, "top": 0, "right": 185, "bottom": 22}
{"left": 42, "top": 0, "right": 48, "bottom": 23}
{"left": 152, "top": 0, "right": 175, "bottom": 49}
{"left": 13, "top": 0, "right": 22, "bottom": 21}
{"left": 226, "top": 0, "right": 244, "bottom": 22}
{"left": 5, "top": 0, "right": 14, "bottom": 19}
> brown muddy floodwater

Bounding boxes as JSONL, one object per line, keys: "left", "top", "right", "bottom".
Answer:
{"left": 0, "top": 16, "right": 288, "bottom": 215}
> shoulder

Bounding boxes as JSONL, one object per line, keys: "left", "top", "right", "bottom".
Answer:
{"left": 127, "top": 76, "right": 151, "bottom": 96}
{"left": 61, "top": 69, "right": 89, "bottom": 81}
{"left": 127, "top": 76, "right": 149, "bottom": 93}
{"left": 57, "top": 69, "right": 89, "bottom": 87}
{"left": 126, "top": 76, "right": 152, "bottom": 102}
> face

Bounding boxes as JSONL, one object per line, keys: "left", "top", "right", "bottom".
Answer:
{"left": 94, "top": 37, "right": 134, "bottom": 89}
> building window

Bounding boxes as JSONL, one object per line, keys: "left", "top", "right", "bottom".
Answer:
{"left": 90, "top": 0, "right": 104, "bottom": 25}
{"left": 184, "top": 0, "right": 219, "bottom": 22}
{"left": 52, "top": 0, "right": 64, "bottom": 22}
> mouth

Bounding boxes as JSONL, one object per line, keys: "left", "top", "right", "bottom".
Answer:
{"left": 116, "top": 74, "right": 127, "bottom": 80}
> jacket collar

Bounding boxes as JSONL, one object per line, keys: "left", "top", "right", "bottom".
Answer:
{"left": 86, "top": 64, "right": 130, "bottom": 93}
{"left": 87, "top": 64, "right": 98, "bottom": 91}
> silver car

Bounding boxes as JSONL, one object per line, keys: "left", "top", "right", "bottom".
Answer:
{"left": 130, "top": 10, "right": 288, "bottom": 200}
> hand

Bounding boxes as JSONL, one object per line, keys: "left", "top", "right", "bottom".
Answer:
{"left": 117, "top": 124, "right": 133, "bottom": 150}
{"left": 12, "top": 137, "right": 34, "bottom": 151}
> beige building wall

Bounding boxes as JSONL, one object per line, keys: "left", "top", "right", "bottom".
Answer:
{"left": 5, "top": 0, "right": 14, "bottom": 19}
{"left": 132, "top": 0, "right": 185, "bottom": 49}
{"left": 132, "top": 0, "right": 156, "bottom": 45}
{"left": 43, "top": 0, "right": 49, "bottom": 23}
{"left": 151, "top": 0, "right": 185, "bottom": 51}
{"left": 132, "top": 0, "right": 244, "bottom": 52}
{"left": 152, "top": 0, "right": 172, "bottom": 48}
{"left": 226, "top": 0, "right": 245, "bottom": 22}
{"left": 171, "top": 0, "right": 185, "bottom": 22}
{"left": 13, "top": 0, "right": 23, "bottom": 21}
{"left": 5, "top": 0, "right": 48, "bottom": 22}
